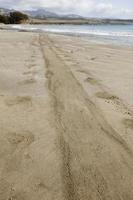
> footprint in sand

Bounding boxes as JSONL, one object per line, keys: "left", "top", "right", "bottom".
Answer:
{"left": 5, "top": 96, "right": 32, "bottom": 106}
{"left": 35, "top": 179, "right": 50, "bottom": 192}
{"left": 76, "top": 69, "right": 90, "bottom": 75}
{"left": 96, "top": 91, "right": 133, "bottom": 116}
{"left": 90, "top": 57, "right": 97, "bottom": 61}
{"left": 27, "top": 64, "right": 36, "bottom": 69}
{"left": 122, "top": 119, "right": 133, "bottom": 130}
{"left": 5, "top": 131, "right": 34, "bottom": 173}
{"left": 23, "top": 71, "right": 32, "bottom": 75}
{"left": 19, "top": 78, "right": 36, "bottom": 85}
{"left": 85, "top": 77, "right": 99, "bottom": 85}
{"left": 31, "top": 54, "right": 35, "bottom": 58}
{"left": 7, "top": 131, "right": 35, "bottom": 146}
{"left": 23, "top": 70, "right": 38, "bottom": 76}
{"left": 45, "top": 70, "right": 54, "bottom": 79}
{"left": 95, "top": 91, "right": 119, "bottom": 101}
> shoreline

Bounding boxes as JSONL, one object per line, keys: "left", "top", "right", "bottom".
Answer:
{"left": 1, "top": 25, "right": 133, "bottom": 47}
{"left": 0, "top": 30, "right": 133, "bottom": 199}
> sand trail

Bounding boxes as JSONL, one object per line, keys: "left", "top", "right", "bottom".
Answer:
{"left": 0, "top": 31, "right": 133, "bottom": 199}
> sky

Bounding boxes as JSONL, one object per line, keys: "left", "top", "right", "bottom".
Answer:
{"left": 0, "top": 0, "right": 133, "bottom": 19}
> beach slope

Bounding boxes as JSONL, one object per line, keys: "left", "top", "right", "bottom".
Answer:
{"left": 0, "top": 31, "right": 133, "bottom": 200}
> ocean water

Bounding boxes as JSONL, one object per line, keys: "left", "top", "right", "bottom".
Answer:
{"left": 12, "top": 24, "right": 133, "bottom": 45}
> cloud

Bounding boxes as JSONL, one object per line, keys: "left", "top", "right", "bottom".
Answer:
{"left": 0, "top": 0, "right": 133, "bottom": 18}
{"left": 94, "top": 3, "right": 133, "bottom": 18}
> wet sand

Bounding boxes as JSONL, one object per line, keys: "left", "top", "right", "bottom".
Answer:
{"left": 0, "top": 30, "right": 133, "bottom": 199}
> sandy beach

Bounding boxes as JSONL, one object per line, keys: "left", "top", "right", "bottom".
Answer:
{"left": 0, "top": 30, "right": 133, "bottom": 199}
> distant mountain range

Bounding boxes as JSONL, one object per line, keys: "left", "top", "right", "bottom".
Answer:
{"left": 23, "top": 9, "right": 84, "bottom": 19}
{"left": 0, "top": 7, "right": 12, "bottom": 15}
{"left": 0, "top": 7, "right": 83, "bottom": 19}
{"left": 24, "top": 9, "right": 59, "bottom": 18}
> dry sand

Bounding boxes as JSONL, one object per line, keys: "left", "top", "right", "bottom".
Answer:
{"left": 0, "top": 30, "right": 133, "bottom": 199}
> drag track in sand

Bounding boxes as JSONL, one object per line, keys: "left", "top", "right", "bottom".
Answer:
{"left": 39, "top": 34, "right": 133, "bottom": 200}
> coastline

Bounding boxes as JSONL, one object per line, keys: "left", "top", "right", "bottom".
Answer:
{"left": 0, "top": 30, "right": 133, "bottom": 199}
{"left": 1, "top": 24, "right": 133, "bottom": 47}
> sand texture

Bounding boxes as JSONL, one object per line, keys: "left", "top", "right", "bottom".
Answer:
{"left": 0, "top": 30, "right": 133, "bottom": 200}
